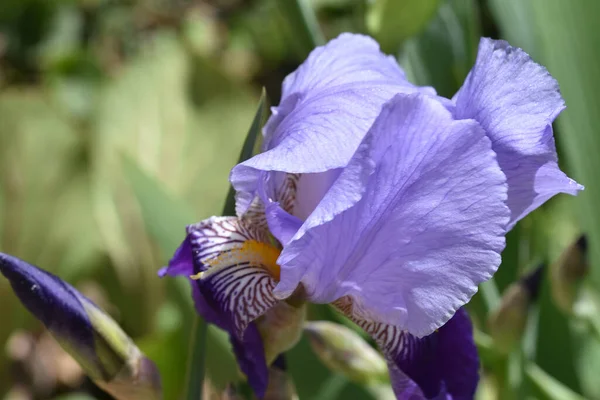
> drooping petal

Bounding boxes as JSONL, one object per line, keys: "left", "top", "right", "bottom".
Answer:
{"left": 231, "top": 33, "right": 433, "bottom": 216}
{"left": 453, "top": 38, "right": 583, "bottom": 229}
{"left": 387, "top": 364, "right": 427, "bottom": 400}
{"left": 159, "top": 216, "right": 281, "bottom": 398}
{"left": 0, "top": 253, "right": 162, "bottom": 399}
{"left": 189, "top": 277, "right": 269, "bottom": 398}
{"left": 277, "top": 94, "right": 509, "bottom": 336}
{"left": 196, "top": 238, "right": 280, "bottom": 339}
{"left": 336, "top": 298, "right": 478, "bottom": 399}
{"left": 390, "top": 308, "right": 479, "bottom": 400}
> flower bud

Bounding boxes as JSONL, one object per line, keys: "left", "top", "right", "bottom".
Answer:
{"left": 257, "top": 301, "right": 306, "bottom": 365}
{"left": 304, "top": 321, "right": 388, "bottom": 385}
{"left": 550, "top": 235, "right": 588, "bottom": 313}
{"left": 0, "top": 253, "right": 162, "bottom": 400}
{"left": 488, "top": 264, "right": 545, "bottom": 354}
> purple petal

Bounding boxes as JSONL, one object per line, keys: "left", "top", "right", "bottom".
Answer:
{"left": 264, "top": 201, "right": 303, "bottom": 246}
{"left": 334, "top": 297, "right": 477, "bottom": 399}
{"left": 161, "top": 217, "right": 276, "bottom": 397}
{"left": 453, "top": 38, "right": 582, "bottom": 229}
{"left": 293, "top": 170, "right": 342, "bottom": 221}
{"left": 0, "top": 253, "right": 112, "bottom": 379}
{"left": 191, "top": 284, "right": 268, "bottom": 398}
{"left": 158, "top": 236, "right": 194, "bottom": 277}
{"left": 392, "top": 308, "right": 479, "bottom": 400}
{"left": 387, "top": 364, "right": 427, "bottom": 400}
{"left": 256, "top": 172, "right": 303, "bottom": 245}
{"left": 231, "top": 33, "right": 433, "bottom": 216}
{"left": 277, "top": 94, "right": 509, "bottom": 336}
{"left": 230, "top": 323, "right": 269, "bottom": 398}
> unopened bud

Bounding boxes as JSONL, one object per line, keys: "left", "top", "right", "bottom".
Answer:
{"left": 488, "top": 264, "right": 544, "bottom": 354}
{"left": 551, "top": 235, "right": 588, "bottom": 313}
{"left": 257, "top": 301, "right": 306, "bottom": 365}
{"left": 304, "top": 321, "right": 388, "bottom": 385}
{"left": 0, "top": 253, "right": 162, "bottom": 400}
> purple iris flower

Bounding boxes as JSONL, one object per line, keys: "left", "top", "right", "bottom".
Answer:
{"left": 160, "top": 34, "right": 582, "bottom": 399}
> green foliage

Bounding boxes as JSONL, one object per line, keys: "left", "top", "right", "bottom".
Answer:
{"left": 368, "top": 0, "right": 441, "bottom": 53}
{"left": 0, "top": 0, "right": 597, "bottom": 399}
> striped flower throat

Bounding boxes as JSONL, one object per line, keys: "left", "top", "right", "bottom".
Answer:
{"left": 190, "top": 239, "right": 282, "bottom": 282}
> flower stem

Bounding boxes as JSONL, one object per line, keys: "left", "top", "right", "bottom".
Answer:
{"left": 184, "top": 317, "right": 208, "bottom": 400}
{"left": 183, "top": 90, "right": 268, "bottom": 400}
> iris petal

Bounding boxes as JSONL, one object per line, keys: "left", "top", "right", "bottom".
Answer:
{"left": 453, "top": 38, "right": 582, "bottom": 229}
{"left": 160, "top": 216, "right": 280, "bottom": 398}
{"left": 336, "top": 297, "right": 477, "bottom": 399}
{"left": 277, "top": 93, "right": 509, "bottom": 336}
{"left": 391, "top": 308, "right": 479, "bottom": 400}
{"left": 231, "top": 33, "right": 431, "bottom": 217}
{"left": 195, "top": 238, "right": 281, "bottom": 339}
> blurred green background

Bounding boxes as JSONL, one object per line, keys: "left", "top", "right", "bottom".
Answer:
{"left": 1, "top": 0, "right": 599, "bottom": 399}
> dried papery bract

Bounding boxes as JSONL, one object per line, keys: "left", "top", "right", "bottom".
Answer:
{"left": 550, "top": 235, "right": 589, "bottom": 313}
{"left": 488, "top": 264, "right": 544, "bottom": 354}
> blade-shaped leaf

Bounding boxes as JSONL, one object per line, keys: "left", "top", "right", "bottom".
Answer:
{"left": 399, "top": 0, "right": 479, "bottom": 97}
{"left": 274, "top": 0, "right": 325, "bottom": 59}
{"left": 534, "top": 276, "right": 582, "bottom": 394}
{"left": 222, "top": 88, "right": 268, "bottom": 216}
{"left": 187, "top": 90, "right": 267, "bottom": 399}
{"left": 120, "top": 156, "right": 238, "bottom": 399}
{"left": 527, "top": 364, "right": 586, "bottom": 400}
{"left": 527, "top": 0, "right": 600, "bottom": 289}
{"left": 487, "top": 0, "right": 541, "bottom": 61}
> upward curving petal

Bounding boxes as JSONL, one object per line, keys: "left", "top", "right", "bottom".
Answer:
{"left": 231, "top": 33, "right": 432, "bottom": 215}
{"left": 190, "top": 282, "right": 269, "bottom": 398}
{"left": 453, "top": 38, "right": 582, "bottom": 229}
{"left": 277, "top": 94, "right": 509, "bottom": 336}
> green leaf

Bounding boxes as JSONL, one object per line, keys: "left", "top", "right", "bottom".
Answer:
{"left": 222, "top": 88, "right": 268, "bottom": 216}
{"left": 527, "top": 0, "right": 600, "bottom": 289}
{"left": 121, "top": 157, "right": 238, "bottom": 399}
{"left": 399, "top": 0, "right": 478, "bottom": 98}
{"left": 526, "top": 363, "right": 586, "bottom": 400}
{"left": 487, "top": 0, "right": 541, "bottom": 61}
{"left": 184, "top": 91, "right": 269, "bottom": 400}
{"left": 534, "top": 276, "right": 582, "bottom": 394}
{"left": 274, "top": 0, "right": 325, "bottom": 59}
{"left": 185, "top": 319, "right": 208, "bottom": 400}
{"left": 121, "top": 155, "right": 195, "bottom": 258}
{"left": 368, "top": 0, "right": 440, "bottom": 53}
